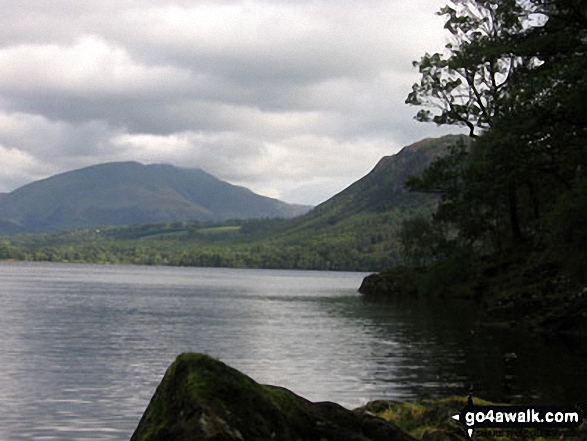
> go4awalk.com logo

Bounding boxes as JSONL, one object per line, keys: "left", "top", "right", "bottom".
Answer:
{"left": 451, "top": 396, "right": 584, "bottom": 438}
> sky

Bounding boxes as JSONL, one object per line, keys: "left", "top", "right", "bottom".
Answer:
{"left": 0, "top": 0, "right": 459, "bottom": 206}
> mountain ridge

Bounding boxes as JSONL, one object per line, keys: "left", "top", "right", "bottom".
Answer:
{"left": 0, "top": 161, "right": 311, "bottom": 234}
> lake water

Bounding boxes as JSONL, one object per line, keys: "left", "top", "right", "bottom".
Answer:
{"left": 0, "top": 262, "right": 586, "bottom": 440}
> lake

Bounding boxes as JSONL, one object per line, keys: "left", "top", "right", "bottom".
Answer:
{"left": 0, "top": 262, "right": 585, "bottom": 440}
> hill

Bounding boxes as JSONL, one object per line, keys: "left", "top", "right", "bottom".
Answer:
{"left": 0, "top": 162, "right": 310, "bottom": 234}
{"left": 294, "top": 134, "right": 463, "bottom": 223}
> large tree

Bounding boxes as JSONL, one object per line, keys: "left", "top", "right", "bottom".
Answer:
{"left": 405, "top": 0, "right": 543, "bottom": 247}
{"left": 405, "top": 0, "right": 537, "bottom": 138}
{"left": 404, "top": 0, "right": 586, "bottom": 254}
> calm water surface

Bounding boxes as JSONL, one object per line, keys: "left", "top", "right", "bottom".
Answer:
{"left": 0, "top": 261, "right": 585, "bottom": 440}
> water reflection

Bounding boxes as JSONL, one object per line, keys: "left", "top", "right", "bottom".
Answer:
{"left": 0, "top": 262, "right": 585, "bottom": 441}
{"left": 355, "top": 296, "right": 587, "bottom": 405}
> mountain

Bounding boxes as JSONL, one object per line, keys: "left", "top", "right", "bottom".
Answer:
{"left": 0, "top": 162, "right": 311, "bottom": 234}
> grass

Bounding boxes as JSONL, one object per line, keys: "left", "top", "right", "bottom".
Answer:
{"left": 197, "top": 225, "right": 242, "bottom": 235}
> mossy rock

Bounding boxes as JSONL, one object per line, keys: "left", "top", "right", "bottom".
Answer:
{"left": 356, "top": 397, "right": 475, "bottom": 440}
{"left": 131, "top": 353, "right": 415, "bottom": 441}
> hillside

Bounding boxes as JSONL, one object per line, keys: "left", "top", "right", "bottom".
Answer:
{"left": 292, "top": 134, "right": 464, "bottom": 225}
{"left": 2, "top": 135, "right": 464, "bottom": 270}
{"left": 0, "top": 162, "right": 310, "bottom": 234}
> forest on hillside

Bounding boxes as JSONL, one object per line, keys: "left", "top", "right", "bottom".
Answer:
{"left": 0, "top": 210, "right": 412, "bottom": 272}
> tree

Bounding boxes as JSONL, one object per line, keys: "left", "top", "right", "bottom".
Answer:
{"left": 405, "top": 137, "right": 512, "bottom": 253}
{"left": 399, "top": 215, "right": 447, "bottom": 266}
{"left": 403, "top": 0, "right": 584, "bottom": 247}
{"left": 406, "top": 0, "right": 536, "bottom": 138}
{"left": 546, "top": 180, "right": 587, "bottom": 282}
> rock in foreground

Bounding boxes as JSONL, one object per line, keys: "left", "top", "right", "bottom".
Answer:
{"left": 131, "top": 353, "right": 415, "bottom": 441}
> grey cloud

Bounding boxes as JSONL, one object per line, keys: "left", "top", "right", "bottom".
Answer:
{"left": 0, "top": 0, "right": 455, "bottom": 204}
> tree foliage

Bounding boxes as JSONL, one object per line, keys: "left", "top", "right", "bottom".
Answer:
{"left": 402, "top": 0, "right": 587, "bottom": 285}
{"left": 406, "top": 0, "right": 538, "bottom": 137}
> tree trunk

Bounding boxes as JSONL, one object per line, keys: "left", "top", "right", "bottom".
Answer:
{"left": 507, "top": 182, "right": 523, "bottom": 245}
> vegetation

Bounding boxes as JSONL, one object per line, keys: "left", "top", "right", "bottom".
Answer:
{"left": 367, "top": 0, "right": 587, "bottom": 333}
{"left": 0, "top": 211, "right": 408, "bottom": 271}
{"left": 363, "top": 396, "right": 585, "bottom": 440}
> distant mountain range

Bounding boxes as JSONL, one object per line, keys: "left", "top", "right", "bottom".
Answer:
{"left": 0, "top": 162, "right": 311, "bottom": 234}
{"left": 1, "top": 134, "right": 467, "bottom": 270}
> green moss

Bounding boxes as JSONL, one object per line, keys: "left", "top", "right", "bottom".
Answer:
{"left": 363, "top": 396, "right": 585, "bottom": 441}
{"left": 133, "top": 354, "right": 302, "bottom": 440}
{"left": 365, "top": 396, "right": 475, "bottom": 437}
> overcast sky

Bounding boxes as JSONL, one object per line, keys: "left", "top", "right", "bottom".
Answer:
{"left": 0, "top": 0, "right": 459, "bottom": 205}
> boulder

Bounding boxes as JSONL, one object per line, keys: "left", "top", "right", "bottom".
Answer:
{"left": 131, "top": 353, "right": 415, "bottom": 441}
